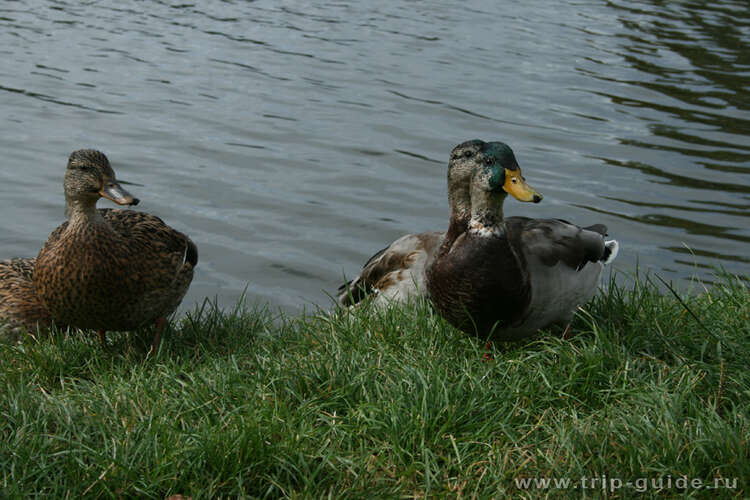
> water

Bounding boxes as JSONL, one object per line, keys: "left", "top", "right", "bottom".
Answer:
{"left": 1, "top": 0, "right": 748, "bottom": 313}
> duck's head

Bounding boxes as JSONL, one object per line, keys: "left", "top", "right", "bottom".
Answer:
{"left": 472, "top": 141, "right": 542, "bottom": 203}
{"left": 447, "top": 140, "right": 490, "bottom": 220}
{"left": 64, "top": 149, "right": 140, "bottom": 210}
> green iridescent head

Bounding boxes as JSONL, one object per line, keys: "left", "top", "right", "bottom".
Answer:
{"left": 480, "top": 142, "right": 520, "bottom": 191}
{"left": 452, "top": 140, "right": 543, "bottom": 203}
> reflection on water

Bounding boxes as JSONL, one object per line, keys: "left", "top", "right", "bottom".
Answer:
{"left": 582, "top": 0, "right": 750, "bottom": 284}
{"left": 0, "top": 0, "right": 748, "bottom": 313}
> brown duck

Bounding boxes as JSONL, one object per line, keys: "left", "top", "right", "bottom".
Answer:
{"left": 426, "top": 140, "right": 618, "bottom": 340}
{"left": 33, "top": 149, "right": 198, "bottom": 349}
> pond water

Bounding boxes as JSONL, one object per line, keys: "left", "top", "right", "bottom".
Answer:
{"left": 1, "top": 0, "right": 748, "bottom": 314}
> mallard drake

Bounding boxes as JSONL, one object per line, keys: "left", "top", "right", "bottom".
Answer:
{"left": 33, "top": 149, "right": 198, "bottom": 350}
{"left": 0, "top": 258, "right": 52, "bottom": 335}
{"left": 426, "top": 140, "right": 618, "bottom": 340}
{"left": 337, "top": 141, "right": 480, "bottom": 307}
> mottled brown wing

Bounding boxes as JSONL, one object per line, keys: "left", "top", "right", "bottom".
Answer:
{"left": 337, "top": 245, "right": 389, "bottom": 305}
{"left": 337, "top": 231, "right": 444, "bottom": 306}
{"left": 3, "top": 258, "right": 35, "bottom": 281}
{"left": 0, "top": 258, "right": 53, "bottom": 331}
{"left": 101, "top": 208, "right": 198, "bottom": 270}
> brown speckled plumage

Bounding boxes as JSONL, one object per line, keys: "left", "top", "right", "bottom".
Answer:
{"left": 0, "top": 258, "right": 53, "bottom": 333}
{"left": 337, "top": 232, "right": 444, "bottom": 306}
{"left": 32, "top": 149, "right": 198, "bottom": 337}
{"left": 35, "top": 209, "right": 197, "bottom": 331}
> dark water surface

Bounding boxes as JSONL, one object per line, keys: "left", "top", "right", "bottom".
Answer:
{"left": 1, "top": 0, "right": 748, "bottom": 313}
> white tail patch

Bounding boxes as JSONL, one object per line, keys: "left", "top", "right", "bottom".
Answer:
{"left": 602, "top": 240, "right": 619, "bottom": 265}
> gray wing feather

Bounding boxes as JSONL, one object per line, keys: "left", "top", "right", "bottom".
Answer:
{"left": 515, "top": 218, "right": 607, "bottom": 271}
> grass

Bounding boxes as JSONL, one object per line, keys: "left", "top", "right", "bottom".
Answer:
{"left": 1, "top": 272, "right": 748, "bottom": 499}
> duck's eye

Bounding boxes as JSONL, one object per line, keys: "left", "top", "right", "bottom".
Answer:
{"left": 463, "top": 150, "right": 472, "bottom": 159}
{"left": 484, "top": 158, "right": 493, "bottom": 166}
{"left": 511, "top": 177, "right": 518, "bottom": 184}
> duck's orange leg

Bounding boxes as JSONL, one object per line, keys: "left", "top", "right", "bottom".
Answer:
{"left": 150, "top": 317, "right": 166, "bottom": 354}
{"left": 97, "top": 330, "right": 107, "bottom": 346}
{"left": 482, "top": 340, "right": 494, "bottom": 362}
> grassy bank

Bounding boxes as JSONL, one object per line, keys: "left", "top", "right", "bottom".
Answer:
{"left": 1, "top": 273, "right": 748, "bottom": 498}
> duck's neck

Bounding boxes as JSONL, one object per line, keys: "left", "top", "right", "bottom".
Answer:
{"left": 447, "top": 178, "right": 470, "bottom": 224}
{"left": 444, "top": 171, "right": 472, "bottom": 240}
{"left": 468, "top": 190, "right": 506, "bottom": 237}
{"left": 65, "top": 196, "right": 105, "bottom": 228}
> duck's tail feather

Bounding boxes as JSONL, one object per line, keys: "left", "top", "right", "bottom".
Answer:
{"left": 185, "top": 238, "right": 199, "bottom": 267}
{"left": 602, "top": 240, "right": 619, "bottom": 265}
